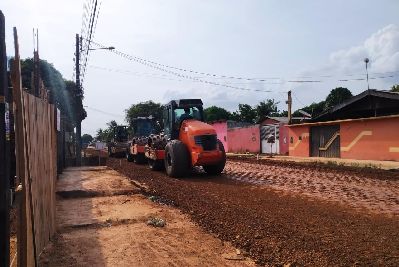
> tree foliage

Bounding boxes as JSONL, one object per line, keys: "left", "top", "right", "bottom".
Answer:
{"left": 19, "top": 58, "right": 86, "bottom": 124}
{"left": 391, "top": 84, "right": 399, "bottom": 92}
{"left": 235, "top": 104, "right": 257, "bottom": 123}
{"left": 292, "top": 101, "right": 326, "bottom": 117}
{"left": 82, "top": 134, "right": 93, "bottom": 144}
{"left": 324, "top": 87, "right": 353, "bottom": 109}
{"left": 125, "top": 101, "right": 163, "bottom": 126}
{"left": 95, "top": 120, "right": 118, "bottom": 142}
{"left": 204, "top": 106, "right": 231, "bottom": 122}
{"left": 255, "top": 99, "right": 279, "bottom": 122}
{"left": 229, "top": 100, "right": 285, "bottom": 123}
{"left": 293, "top": 87, "right": 353, "bottom": 118}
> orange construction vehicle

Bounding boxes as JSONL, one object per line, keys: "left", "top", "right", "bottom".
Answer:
{"left": 145, "top": 99, "right": 226, "bottom": 177}
{"left": 107, "top": 125, "right": 129, "bottom": 157}
{"left": 126, "top": 116, "right": 159, "bottom": 163}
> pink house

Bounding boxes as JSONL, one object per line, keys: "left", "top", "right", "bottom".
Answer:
{"left": 210, "top": 121, "right": 228, "bottom": 152}
{"left": 260, "top": 117, "right": 310, "bottom": 155}
{"left": 210, "top": 120, "right": 260, "bottom": 153}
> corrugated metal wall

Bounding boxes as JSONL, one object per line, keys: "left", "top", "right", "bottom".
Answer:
{"left": 310, "top": 125, "right": 340, "bottom": 158}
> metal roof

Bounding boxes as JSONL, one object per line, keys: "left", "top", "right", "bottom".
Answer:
{"left": 313, "top": 89, "right": 399, "bottom": 122}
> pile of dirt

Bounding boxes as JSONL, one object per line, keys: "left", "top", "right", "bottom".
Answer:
{"left": 107, "top": 158, "right": 399, "bottom": 266}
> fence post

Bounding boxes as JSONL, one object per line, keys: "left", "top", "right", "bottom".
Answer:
{"left": 0, "top": 10, "right": 11, "bottom": 267}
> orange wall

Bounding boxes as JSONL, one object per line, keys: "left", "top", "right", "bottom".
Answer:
{"left": 227, "top": 125, "right": 260, "bottom": 153}
{"left": 288, "top": 125, "right": 310, "bottom": 157}
{"left": 340, "top": 117, "right": 399, "bottom": 161}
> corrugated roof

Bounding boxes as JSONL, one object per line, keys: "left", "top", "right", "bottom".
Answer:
{"left": 313, "top": 89, "right": 399, "bottom": 122}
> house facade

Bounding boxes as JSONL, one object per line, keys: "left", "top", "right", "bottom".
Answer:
{"left": 210, "top": 120, "right": 260, "bottom": 153}
{"left": 288, "top": 90, "right": 399, "bottom": 161}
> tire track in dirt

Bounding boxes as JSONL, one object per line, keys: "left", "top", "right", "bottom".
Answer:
{"left": 108, "top": 158, "right": 399, "bottom": 266}
{"left": 224, "top": 159, "right": 399, "bottom": 217}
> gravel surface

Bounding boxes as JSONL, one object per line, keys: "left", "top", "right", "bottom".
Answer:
{"left": 108, "top": 158, "right": 399, "bottom": 266}
{"left": 225, "top": 157, "right": 399, "bottom": 217}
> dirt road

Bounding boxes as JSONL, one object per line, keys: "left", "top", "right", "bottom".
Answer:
{"left": 39, "top": 166, "right": 254, "bottom": 267}
{"left": 225, "top": 157, "right": 399, "bottom": 216}
{"left": 108, "top": 157, "right": 399, "bottom": 266}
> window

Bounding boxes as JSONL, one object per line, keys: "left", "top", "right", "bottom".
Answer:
{"left": 174, "top": 107, "right": 203, "bottom": 122}
{"left": 290, "top": 137, "right": 294, "bottom": 144}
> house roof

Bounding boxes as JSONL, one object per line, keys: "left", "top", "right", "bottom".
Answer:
{"left": 313, "top": 89, "right": 399, "bottom": 122}
{"left": 262, "top": 116, "right": 311, "bottom": 124}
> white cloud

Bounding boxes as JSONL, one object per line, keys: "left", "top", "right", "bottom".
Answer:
{"left": 329, "top": 24, "right": 399, "bottom": 73}
{"left": 292, "top": 24, "right": 399, "bottom": 110}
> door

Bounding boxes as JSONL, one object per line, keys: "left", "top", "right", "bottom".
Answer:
{"left": 261, "top": 124, "right": 280, "bottom": 154}
{"left": 310, "top": 125, "right": 340, "bottom": 158}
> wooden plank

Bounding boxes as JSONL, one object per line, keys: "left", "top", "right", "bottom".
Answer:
{"left": 11, "top": 27, "right": 34, "bottom": 267}
{"left": 12, "top": 27, "right": 57, "bottom": 267}
{"left": 0, "top": 10, "right": 10, "bottom": 267}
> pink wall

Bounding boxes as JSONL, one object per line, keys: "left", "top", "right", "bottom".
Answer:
{"left": 288, "top": 125, "right": 310, "bottom": 157}
{"left": 210, "top": 121, "right": 228, "bottom": 152}
{"left": 227, "top": 125, "right": 260, "bottom": 153}
{"left": 340, "top": 117, "right": 399, "bottom": 161}
{"left": 279, "top": 123, "right": 289, "bottom": 155}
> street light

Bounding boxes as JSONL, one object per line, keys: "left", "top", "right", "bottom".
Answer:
{"left": 89, "top": 46, "right": 115, "bottom": 51}
{"left": 364, "top": 58, "right": 370, "bottom": 90}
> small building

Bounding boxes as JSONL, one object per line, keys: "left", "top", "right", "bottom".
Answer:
{"left": 210, "top": 120, "right": 260, "bottom": 153}
{"left": 288, "top": 90, "right": 399, "bottom": 161}
{"left": 260, "top": 117, "right": 309, "bottom": 155}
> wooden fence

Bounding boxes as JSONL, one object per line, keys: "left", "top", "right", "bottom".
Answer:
{"left": 12, "top": 27, "right": 57, "bottom": 267}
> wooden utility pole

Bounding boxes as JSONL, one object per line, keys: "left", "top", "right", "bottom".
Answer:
{"left": 287, "top": 90, "right": 292, "bottom": 124}
{"left": 33, "top": 29, "right": 40, "bottom": 97}
{"left": 0, "top": 10, "right": 11, "bottom": 267}
{"left": 75, "top": 34, "right": 82, "bottom": 166}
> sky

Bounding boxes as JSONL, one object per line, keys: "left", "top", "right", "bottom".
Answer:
{"left": 2, "top": 0, "right": 399, "bottom": 135}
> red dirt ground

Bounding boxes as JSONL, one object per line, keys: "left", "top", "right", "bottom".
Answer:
{"left": 107, "top": 157, "right": 399, "bottom": 266}
{"left": 225, "top": 157, "right": 399, "bottom": 217}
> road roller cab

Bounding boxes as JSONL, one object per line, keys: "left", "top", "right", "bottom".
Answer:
{"left": 107, "top": 125, "right": 129, "bottom": 157}
{"left": 162, "top": 99, "right": 226, "bottom": 177}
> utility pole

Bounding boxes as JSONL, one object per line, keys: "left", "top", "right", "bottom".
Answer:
{"left": 75, "top": 34, "right": 82, "bottom": 166}
{"left": 364, "top": 58, "right": 370, "bottom": 90}
{"left": 0, "top": 10, "right": 11, "bottom": 267}
{"left": 287, "top": 90, "right": 292, "bottom": 124}
{"left": 33, "top": 29, "right": 40, "bottom": 97}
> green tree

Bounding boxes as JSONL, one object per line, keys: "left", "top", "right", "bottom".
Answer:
{"left": 292, "top": 101, "right": 326, "bottom": 118}
{"left": 255, "top": 99, "right": 279, "bottom": 122}
{"left": 82, "top": 134, "right": 93, "bottom": 144}
{"left": 18, "top": 58, "right": 86, "bottom": 124}
{"left": 324, "top": 87, "right": 352, "bottom": 109}
{"left": 95, "top": 120, "right": 118, "bottom": 142}
{"left": 235, "top": 104, "right": 257, "bottom": 123}
{"left": 125, "top": 101, "right": 163, "bottom": 126}
{"left": 391, "top": 84, "right": 399, "bottom": 92}
{"left": 204, "top": 106, "right": 231, "bottom": 122}
{"left": 95, "top": 129, "right": 108, "bottom": 142}
{"left": 277, "top": 110, "right": 288, "bottom": 117}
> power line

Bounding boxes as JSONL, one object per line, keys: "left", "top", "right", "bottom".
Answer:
{"left": 89, "top": 64, "right": 203, "bottom": 83}
{"left": 86, "top": 38, "right": 399, "bottom": 88}
{"left": 292, "top": 91, "right": 306, "bottom": 107}
{"left": 84, "top": 39, "right": 273, "bottom": 93}
{"left": 338, "top": 74, "right": 397, "bottom": 82}
{"left": 86, "top": 38, "right": 323, "bottom": 83}
{"left": 84, "top": 106, "right": 125, "bottom": 118}
{"left": 81, "top": 0, "right": 102, "bottom": 84}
